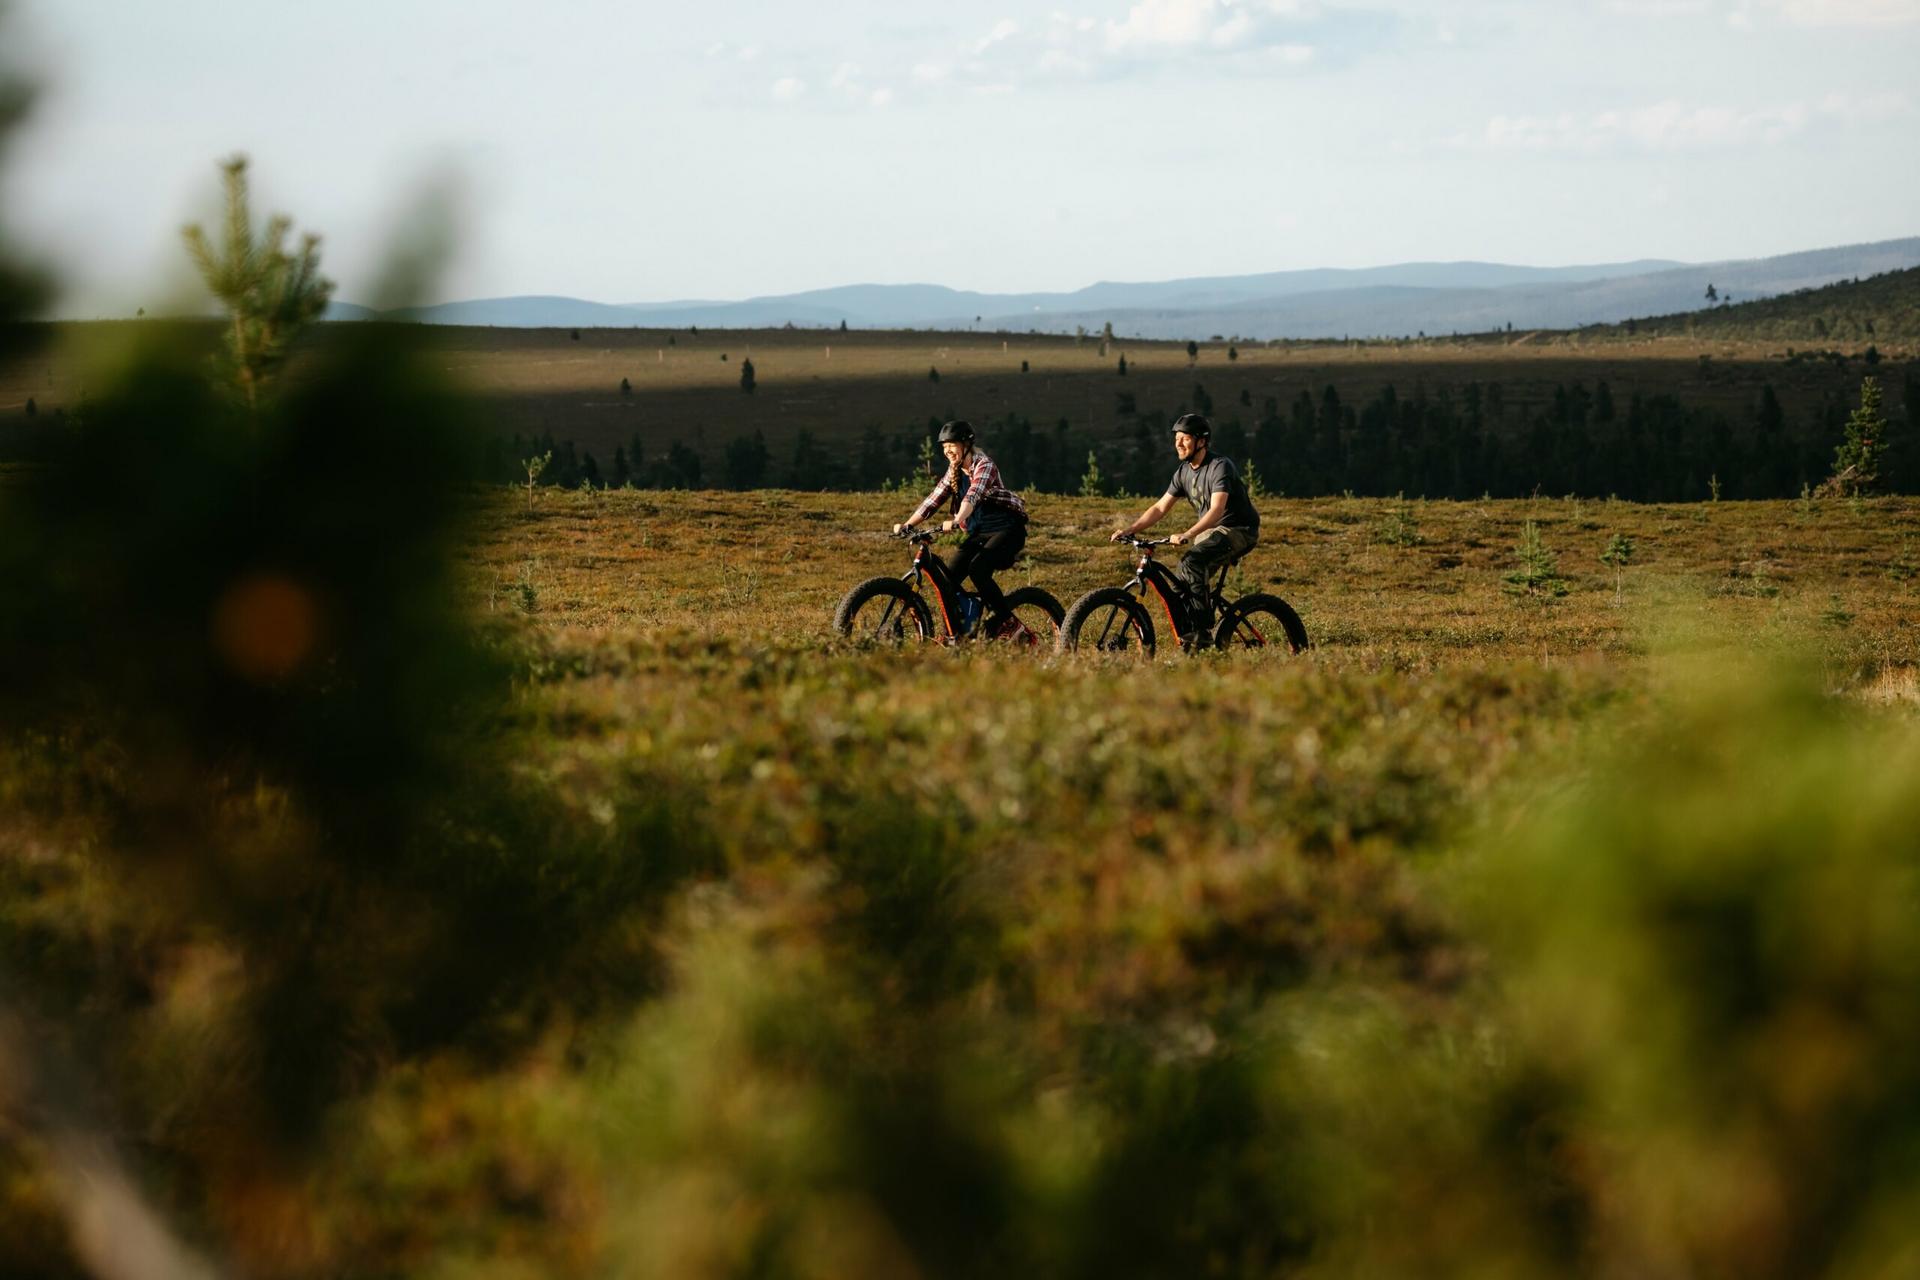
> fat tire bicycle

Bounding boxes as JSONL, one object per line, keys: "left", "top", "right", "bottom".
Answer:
{"left": 834, "top": 528, "right": 1065, "bottom": 647}
{"left": 1057, "top": 534, "right": 1308, "bottom": 657}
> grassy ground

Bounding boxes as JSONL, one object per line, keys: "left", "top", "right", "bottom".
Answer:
{"left": 8, "top": 422, "right": 1920, "bottom": 1272}
{"left": 472, "top": 487, "right": 1920, "bottom": 675}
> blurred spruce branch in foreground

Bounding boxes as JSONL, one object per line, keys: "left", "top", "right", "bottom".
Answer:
{"left": 181, "top": 155, "right": 333, "bottom": 412}
{"left": 0, "top": 11, "right": 48, "bottom": 336}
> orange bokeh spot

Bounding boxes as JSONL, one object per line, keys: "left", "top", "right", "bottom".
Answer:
{"left": 210, "top": 574, "right": 320, "bottom": 684}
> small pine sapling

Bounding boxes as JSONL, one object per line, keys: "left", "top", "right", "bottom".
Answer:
{"left": 1503, "top": 520, "right": 1569, "bottom": 599}
{"left": 523, "top": 449, "right": 552, "bottom": 513}
{"left": 1078, "top": 449, "right": 1106, "bottom": 498}
{"left": 1600, "top": 532, "right": 1636, "bottom": 602}
{"left": 181, "top": 155, "right": 333, "bottom": 414}
{"left": 1375, "top": 499, "right": 1422, "bottom": 547}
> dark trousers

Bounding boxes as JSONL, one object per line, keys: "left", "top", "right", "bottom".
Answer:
{"left": 943, "top": 522, "right": 1026, "bottom": 615}
{"left": 1175, "top": 526, "right": 1257, "bottom": 616}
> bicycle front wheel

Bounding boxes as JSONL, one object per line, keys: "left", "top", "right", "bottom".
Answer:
{"left": 989, "top": 586, "right": 1065, "bottom": 649}
{"left": 834, "top": 577, "right": 934, "bottom": 643}
{"left": 1058, "top": 587, "right": 1156, "bottom": 656}
{"left": 1213, "top": 593, "right": 1308, "bottom": 653}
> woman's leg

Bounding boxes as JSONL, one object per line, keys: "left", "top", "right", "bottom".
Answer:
{"left": 966, "top": 524, "right": 1026, "bottom": 616}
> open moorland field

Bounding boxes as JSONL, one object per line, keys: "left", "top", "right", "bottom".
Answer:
{"left": 9, "top": 332, "right": 1920, "bottom": 1274}
{"left": 471, "top": 487, "right": 1920, "bottom": 665}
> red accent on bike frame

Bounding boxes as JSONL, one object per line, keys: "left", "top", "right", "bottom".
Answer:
{"left": 1146, "top": 580, "right": 1181, "bottom": 640}
{"left": 917, "top": 545, "right": 959, "bottom": 639}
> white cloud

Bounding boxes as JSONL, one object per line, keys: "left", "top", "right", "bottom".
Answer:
{"left": 976, "top": 18, "right": 1022, "bottom": 52}
{"left": 945, "top": 0, "right": 1336, "bottom": 87}
{"left": 1448, "top": 91, "right": 1913, "bottom": 151}
{"left": 1757, "top": 0, "right": 1920, "bottom": 24}
{"left": 1037, "top": 47, "right": 1095, "bottom": 74}
{"left": 1104, "top": 0, "right": 1223, "bottom": 49}
{"left": 1606, "top": 0, "right": 1920, "bottom": 24}
{"left": 1606, "top": 0, "right": 1712, "bottom": 15}
{"left": 735, "top": 0, "right": 1354, "bottom": 114}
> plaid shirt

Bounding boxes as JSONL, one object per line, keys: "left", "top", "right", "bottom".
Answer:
{"left": 909, "top": 449, "right": 1028, "bottom": 529}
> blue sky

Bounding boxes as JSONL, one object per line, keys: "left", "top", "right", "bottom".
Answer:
{"left": 5, "top": 0, "right": 1917, "bottom": 315}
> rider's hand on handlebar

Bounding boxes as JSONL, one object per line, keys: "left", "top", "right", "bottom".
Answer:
{"left": 1110, "top": 528, "right": 1130, "bottom": 543}
{"left": 940, "top": 518, "right": 960, "bottom": 534}
{"left": 892, "top": 522, "right": 907, "bottom": 536}
{"left": 1168, "top": 532, "right": 1187, "bottom": 547}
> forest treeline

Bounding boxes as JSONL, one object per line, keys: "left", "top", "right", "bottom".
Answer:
{"left": 1597, "top": 264, "right": 1920, "bottom": 345}
{"left": 491, "top": 369, "right": 1920, "bottom": 502}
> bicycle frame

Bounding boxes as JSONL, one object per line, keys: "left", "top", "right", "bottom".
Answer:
{"left": 1120, "top": 539, "right": 1237, "bottom": 647}
{"left": 901, "top": 531, "right": 968, "bottom": 638}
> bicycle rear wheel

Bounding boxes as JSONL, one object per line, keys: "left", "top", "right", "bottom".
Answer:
{"left": 834, "top": 577, "right": 934, "bottom": 643}
{"left": 1058, "top": 587, "right": 1156, "bottom": 656}
{"left": 1213, "top": 593, "right": 1308, "bottom": 653}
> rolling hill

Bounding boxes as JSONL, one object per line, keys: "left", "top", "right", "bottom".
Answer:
{"left": 322, "top": 237, "right": 1920, "bottom": 341}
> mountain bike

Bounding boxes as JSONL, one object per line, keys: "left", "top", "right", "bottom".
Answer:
{"left": 834, "top": 528, "right": 1065, "bottom": 646}
{"left": 1057, "top": 534, "right": 1308, "bottom": 657}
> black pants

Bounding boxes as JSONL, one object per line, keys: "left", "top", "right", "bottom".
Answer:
{"left": 943, "top": 522, "right": 1026, "bottom": 615}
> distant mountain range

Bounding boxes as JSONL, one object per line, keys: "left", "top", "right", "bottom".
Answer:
{"left": 323, "top": 237, "right": 1920, "bottom": 341}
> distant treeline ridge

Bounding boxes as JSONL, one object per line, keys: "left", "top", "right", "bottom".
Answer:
{"left": 489, "top": 371, "right": 1920, "bottom": 502}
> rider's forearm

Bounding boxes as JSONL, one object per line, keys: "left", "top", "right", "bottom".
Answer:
{"left": 1184, "top": 510, "right": 1224, "bottom": 540}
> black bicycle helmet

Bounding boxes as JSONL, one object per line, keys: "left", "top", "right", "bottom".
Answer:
{"left": 1172, "top": 412, "right": 1212, "bottom": 440}
{"left": 937, "top": 419, "right": 976, "bottom": 445}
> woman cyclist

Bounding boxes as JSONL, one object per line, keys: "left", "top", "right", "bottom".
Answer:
{"left": 893, "top": 420, "right": 1030, "bottom": 637}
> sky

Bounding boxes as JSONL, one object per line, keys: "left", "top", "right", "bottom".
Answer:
{"left": 3, "top": 0, "right": 1917, "bottom": 315}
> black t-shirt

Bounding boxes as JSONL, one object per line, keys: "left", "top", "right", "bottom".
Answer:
{"left": 1166, "top": 453, "right": 1259, "bottom": 534}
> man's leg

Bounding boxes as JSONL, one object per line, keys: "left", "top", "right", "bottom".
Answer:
{"left": 1175, "top": 527, "right": 1254, "bottom": 626}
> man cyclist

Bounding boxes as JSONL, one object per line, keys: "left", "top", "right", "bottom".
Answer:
{"left": 894, "top": 420, "right": 1031, "bottom": 636}
{"left": 1110, "top": 412, "right": 1259, "bottom": 631}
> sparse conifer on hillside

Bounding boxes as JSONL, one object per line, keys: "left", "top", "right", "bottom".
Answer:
{"left": 1829, "top": 376, "right": 1888, "bottom": 496}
